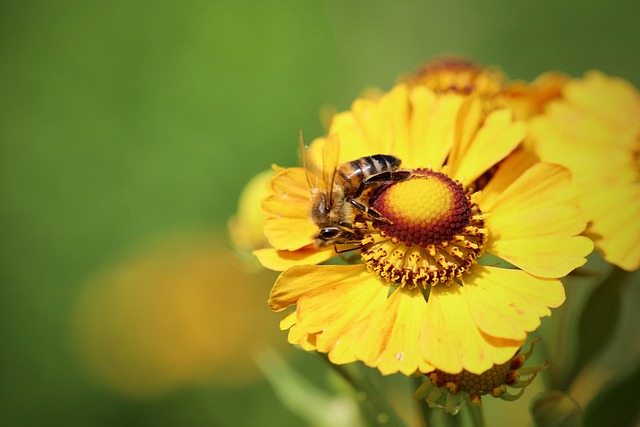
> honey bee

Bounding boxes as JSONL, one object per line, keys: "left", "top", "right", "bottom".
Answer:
{"left": 301, "top": 132, "right": 411, "bottom": 248}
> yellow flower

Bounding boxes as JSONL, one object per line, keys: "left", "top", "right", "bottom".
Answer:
{"left": 415, "top": 339, "right": 548, "bottom": 415}
{"left": 529, "top": 71, "right": 640, "bottom": 271}
{"left": 229, "top": 168, "right": 277, "bottom": 266}
{"left": 502, "top": 71, "right": 570, "bottom": 121}
{"left": 72, "top": 234, "right": 285, "bottom": 397}
{"left": 257, "top": 62, "right": 593, "bottom": 376}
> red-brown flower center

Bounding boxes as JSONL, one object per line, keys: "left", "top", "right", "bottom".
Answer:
{"left": 371, "top": 170, "right": 472, "bottom": 247}
{"left": 360, "top": 169, "right": 488, "bottom": 288}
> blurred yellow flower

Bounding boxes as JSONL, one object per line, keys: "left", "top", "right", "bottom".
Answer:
{"left": 257, "top": 61, "right": 593, "bottom": 376}
{"left": 528, "top": 71, "right": 640, "bottom": 271}
{"left": 72, "top": 234, "right": 282, "bottom": 397}
{"left": 502, "top": 71, "right": 569, "bottom": 121}
{"left": 229, "top": 169, "right": 277, "bottom": 258}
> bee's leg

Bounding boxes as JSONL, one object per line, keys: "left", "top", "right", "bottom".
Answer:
{"left": 352, "top": 170, "right": 412, "bottom": 199}
{"left": 348, "top": 198, "right": 392, "bottom": 224}
{"left": 334, "top": 243, "right": 362, "bottom": 255}
{"left": 338, "top": 221, "right": 355, "bottom": 231}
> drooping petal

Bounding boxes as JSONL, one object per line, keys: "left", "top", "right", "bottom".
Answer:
{"left": 297, "top": 277, "right": 389, "bottom": 362}
{"left": 269, "top": 264, "right": 369, "bottom": 311}
{"left": 487, "top": 236, "right": 593, "bottom": 278}
{"left": 464, "top": 265, "right": 565, "bottom": 341}
{"left": 253, "top": 247, "right": 335, "bottom": 271}
{"left": 350, "top": 288, "right": 434, "bottom": 375}
{"left": 420, "top": 284, "right": 523, "bottom": 375}
{"left": 279, "top": 311, "right": 297, "bottom": 330}
{"left": 287, "top": 322, "right": 317, "bottom": 351}
{"left": 270, "top": 264, "right": 389, "bottom": 364}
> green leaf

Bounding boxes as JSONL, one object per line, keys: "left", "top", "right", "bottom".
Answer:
{"left": 584, "top": 360, "right": 640, "bottom": 427}
{"left": 566, "top": 267, "right": 628, "bottom": 388}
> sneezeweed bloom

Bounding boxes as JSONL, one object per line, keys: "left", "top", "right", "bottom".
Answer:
{"left": 256, "top": 61, "right": 593, "bottom": 377}
{"left": 406, "top": 57, "right": 504, "bottom": 104}
{"left": 229, "top": 169, "right": 277, "bottom": 258}
{"left": 414, "top": 339, "right": 549, "bottom": 415}
{"left": 501, "top": 71, "right": 569, "bottom": 121}
{"left": 528, "top": 71, "right": 640, "bottom": 271}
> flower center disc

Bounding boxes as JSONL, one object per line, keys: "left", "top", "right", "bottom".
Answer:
{"left": 361, "top": 169, "right": 488, "bottom": 288}
{"left": 372, "top": 170, "right": 471, "bottom": 247}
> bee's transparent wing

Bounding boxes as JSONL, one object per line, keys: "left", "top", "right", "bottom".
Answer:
{"left": 299, "top": 130, "right": 317, "bottom": 191}
{"left": 321, "top": 133, "right": 340, "bottom": 206}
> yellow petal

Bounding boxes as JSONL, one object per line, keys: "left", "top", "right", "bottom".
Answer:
{"left": 409, "top": 89, "right": 464, "bottom": 169}
{"left": 485, "top": 162, "right": 593, "bottom": 277}
{"left": 491, "top": 203, "right": 586, "bottom": 239}
{"left": 564, "top": 70, "right": 640, "bottom": 135}
{"left": 269, "top": 167, "right": 310, "bottom": 199}
{"left": 263, "top": 217, "right": 316, "bottom": 251}
{"left": 487, "top": 163, "right": 582, "bottom": 225}
{"left": 261, "top": 167, "right": 317, "bottom": 251}
{"left": 279, "top": 311, "right": 297, "bottom": 330}
{"left": 583, "top": 185, "right": 640, "bottom": 271}
{"left": 450, "top": 109, "right": 526, "bottom": 186}
{"left": 287, "top": 322, "right": 317, "bottom": 351}
{"left": 350, "top": 288, "right": 434, "bottom": 375}
{"left": 270, "top": 264, "right": 389, "bottom": 364}
{"left": 331, "top": 85, "right": 411, "bottom": 160}
{"left": 377, "top": 84, "right": 411, "bottom": 156}
{"left": 269, "top": 264, "right": 370, "bottom": 311}
{"left": 450, "top": 97, "right": 483, "bottom": 163}
{"left": 297, "top": 275, "right": 389, "bottom": 361}
{"left": 420, "top": 284, "right": 523, "bottom": 374}
{"left": 474, "top": 149, "right": 539, "bottom": 211}
{"left": 262, "top": 194, "right": 309, "bottom": 218}
{"left": 464, "top": 265, "right": 565, "bottom": 340}
{"left": 487, "top": 236, "right": 593, "bottom": 278}
{"left": 328, "top": 111, "right": 376, "bottom": 161}
{"left": 254, "top": 247, "right": 335, "bottom": 271}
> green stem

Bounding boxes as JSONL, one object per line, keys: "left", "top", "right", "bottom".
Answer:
{"left": 320, "top": 355, "right": 407, "bottom": 427}
{"left": 466, "top": 404, "right": 486, "bottom": 427}
{"left": 412, "top": 376, "right": 430, "bottom": 427}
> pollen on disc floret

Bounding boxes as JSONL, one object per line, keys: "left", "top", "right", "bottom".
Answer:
{"left": 361, "top": 169, "right": 488, "bottom": 288}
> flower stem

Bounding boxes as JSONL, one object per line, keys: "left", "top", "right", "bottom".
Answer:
{"left": 466, "top": 404, "right": 486, "bottom": 427}
{"left": 412, "top": 376, "right": 431, "bottom": 427}
{"left": 319, "top": 355, "right": 407, "bottom": 427}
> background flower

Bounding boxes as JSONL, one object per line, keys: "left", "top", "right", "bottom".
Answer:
{"left": 528, "top": 71, "right": 640, "bottom": 271}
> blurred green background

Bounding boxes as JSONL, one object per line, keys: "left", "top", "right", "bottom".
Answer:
{"left": 1, "top": 0, "right": 639, "bottom": 426}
